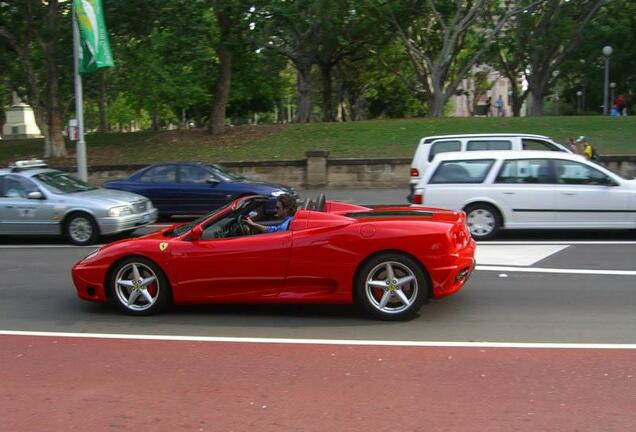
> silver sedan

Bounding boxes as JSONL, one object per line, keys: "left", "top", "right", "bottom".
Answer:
{"left": 0, "top": 166, "right": 157, "bottom": 245}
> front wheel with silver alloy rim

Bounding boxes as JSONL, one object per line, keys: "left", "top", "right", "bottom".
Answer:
{"left": 464, "top": 203, "right": 501, "bottom": 240}
{"left": 64, "top": 213, "right": 99, "bottom": 245}
{"left": 355, "top": 253, "right": 429, "bottom": 320}
{"left": 108, "top": 257, "right": 171, "bottom": 315}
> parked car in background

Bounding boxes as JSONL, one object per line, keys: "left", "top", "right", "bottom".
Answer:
{"left": 408, "top": 134, "right": 571, "bottom": 202}
{"left": 412, "top": 151, "right": 636, "bottom": 240}
{"left": 103, "top": 162, "right": 297, "bottom": 218}
{"left": 0, "top": 160, "right": 157, "bottom": 245}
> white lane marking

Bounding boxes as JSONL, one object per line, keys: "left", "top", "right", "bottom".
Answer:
{"left": 476, "top": 245, "right": 569, "bottom": 266}
{"left": 477, "top": 265, "right": 636, "bottom": 276}
{"left": 1, "top": 330, "right": 635, "bottom": 349}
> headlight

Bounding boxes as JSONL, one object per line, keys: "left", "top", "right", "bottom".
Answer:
{"left": 107, "top": 205, "right": 133, "bottom": 217}
{"left": 271, "top": 190, "right": 286, "bottom": 197}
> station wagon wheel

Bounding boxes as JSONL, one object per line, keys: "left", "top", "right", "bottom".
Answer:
{"left": 64, "top": 213, "right": 99, "bottom": 245}
{"left": 356, "top": 253, "right": 429, "bottom": 320}
{"left": 464, "top": 203, "right": 501, "bottom": 240}
{"left": 108, "top": 257, "right": 170, "bottom": 316}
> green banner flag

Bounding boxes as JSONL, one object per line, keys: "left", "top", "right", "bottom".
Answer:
{"left": 74, "top": 0, "right": 114, "bottom": 74}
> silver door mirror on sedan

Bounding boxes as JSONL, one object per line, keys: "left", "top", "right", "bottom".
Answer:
{"left": 27, "top": 191, "right": 44, "bottom": 200}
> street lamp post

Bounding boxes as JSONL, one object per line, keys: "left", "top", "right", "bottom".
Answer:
{"left": 610, "top": 82, "right": 616, "bottom": 111}
{"left": 602, "top": 45, "right": 613, "bottom": 115}
{"left": 576, "top": 90, "right": 583, "bottom": 113}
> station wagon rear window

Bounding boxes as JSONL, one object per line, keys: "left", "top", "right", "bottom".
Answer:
{"left": 429, "top": 159, "right": 494, "bottom": 184}
{"left": 466, "top": 140, "right": 512, "bottom": 151}
{"left": 428, "top": 140, "right": 461, "bottom": 161}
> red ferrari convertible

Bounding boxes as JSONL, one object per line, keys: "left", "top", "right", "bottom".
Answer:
{"left": 72, "top": 195, "right": 475, "bottom": 320}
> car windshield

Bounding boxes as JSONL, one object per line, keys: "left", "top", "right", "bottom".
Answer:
{"left": 169, "top": 202, "right": 233, "bottom": 237}
{"left": 34, "top": 172, "right": 97, "bottom": 193}
{"left": 208, "top": 164, "right": 245, "bottom": 182}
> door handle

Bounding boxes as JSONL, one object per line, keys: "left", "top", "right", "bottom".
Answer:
{"left": 502, "top": 192, "right": 515, "bottom": 195}
{"left": 5, "top": 205, "right": 13, "bottom": 208}
{"left": 562, "top": 192, "right": 576, "bottom": 195}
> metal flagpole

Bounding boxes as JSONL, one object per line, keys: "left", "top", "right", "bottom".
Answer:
{"left": 72, "top": 4, "right": 88, "bottom": 181}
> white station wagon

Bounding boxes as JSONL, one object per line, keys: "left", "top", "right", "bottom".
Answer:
{"left": 412, "top": 151, "right": 636, "bottom": 240}
{"left": 407, "top": 133, "right": 570, "bottom": 202}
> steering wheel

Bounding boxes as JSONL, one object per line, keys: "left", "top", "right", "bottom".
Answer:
{"left": 236, "top": 215, "right": 250, "bottom": 236}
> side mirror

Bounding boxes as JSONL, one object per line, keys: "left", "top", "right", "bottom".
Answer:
{"left": 27, "top": 191, "right": 44, "bottom": 200}
{"left": 207, "top": 177, "right": 220, "bottom": 186}
{"left": 189, "top": 224, "right": 203, "bottom": 241}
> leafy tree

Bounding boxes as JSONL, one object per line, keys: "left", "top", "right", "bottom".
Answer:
{"left": 373, "top": 0, "right": 538, "bottom": 117}
{"left": 0, "top": 0, "right": 72, "bottom": 157}
{"left": 559, "top": 0, "right": 636, "bottom": 114}
{"left": 492, "top": 0, "right": 605, "bottom": 116}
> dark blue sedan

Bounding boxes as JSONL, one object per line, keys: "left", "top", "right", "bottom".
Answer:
{"left": 103, "top": 163, "right": 297, "bottom": 217}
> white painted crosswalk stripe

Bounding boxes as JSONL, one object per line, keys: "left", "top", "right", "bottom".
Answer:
{"left": 476, "top": 245, "right": 569, "bottom": 266}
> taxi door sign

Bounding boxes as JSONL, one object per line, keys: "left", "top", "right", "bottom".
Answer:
{"left": 17, "top": 207, "right": 36, "bottom": 217}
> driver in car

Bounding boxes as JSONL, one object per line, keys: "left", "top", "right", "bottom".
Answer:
{"left": 245, "top": 194, "right": 297, "bottom": 233}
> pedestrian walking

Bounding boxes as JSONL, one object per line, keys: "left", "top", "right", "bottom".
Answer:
{"left": 615, "top": 94, "right": 627, "bottom": 116}
{"left": 565, "top": 137, "right": 577, "bottom": 153}
{"left": 495, "top": 95, "right": 505, "bottom": 117}
{"left": 577, "top": 136, "right": 599, "bottom": 162}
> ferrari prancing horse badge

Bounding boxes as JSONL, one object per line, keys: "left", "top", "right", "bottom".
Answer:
{"left": 159, "top": 242, "right": 168, "bottom": 251}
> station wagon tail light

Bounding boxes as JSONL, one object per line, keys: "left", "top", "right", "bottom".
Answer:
{"left": 410, "top": 168, "right": 419, "bottom": 177}
{"left": 412, "top": 193, "right": 423, "bottom": 205}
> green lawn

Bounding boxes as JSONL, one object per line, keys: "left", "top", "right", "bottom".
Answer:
{"left": 2, "top": 116, "right": 635, "bottom": 165}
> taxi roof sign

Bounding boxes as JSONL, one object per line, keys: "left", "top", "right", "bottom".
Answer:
{"left": 9, "top": 159, "right": 48, "bottom": 171}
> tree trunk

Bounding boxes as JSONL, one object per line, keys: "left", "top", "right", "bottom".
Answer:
{"left": 319, "top": 63, "right": 334, "bottom": 122}
{"left": 351, "top": 95, "right": 369, "bottom": 121}
{"left": 526, "top": 72, "right": 550, "bottom": 116}
{"left": 511, "top": 89, "right": 526, "bottom": 117}
{"left": 208, "top": 45, "right": 232, "bottom": 135}
{"left": 428, "top": 93, "right": 446, "bottom": 117}
{"left": 295, "top": 63, "right": 313, "bottom": 123}
{"left": 528, "top": 92, "right": 545, "bottom": 116}
{"left": 151, "top": 109, "right": 159, "bottom": 131}
{"left": 98, "top": 73, "right": 108, "bottom": 132}
{"left": 45, "top": 41, "right": 66, "bottom": 157}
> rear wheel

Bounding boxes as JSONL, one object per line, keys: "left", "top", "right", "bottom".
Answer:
{"left": 464, "top": 203, "right": 501, "bottom": 240}
{"left": 355, "top": 253, "right": 429, "bottom": 320}
{"left": 107, "top": 257, "right": 170, "bottom": 316}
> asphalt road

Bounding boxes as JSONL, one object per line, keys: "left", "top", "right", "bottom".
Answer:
{"left": 2, "top": 189, "right": 635, "bottom": 431}
{"left": 1, "top": 238, "right": 634, "bottom": 344}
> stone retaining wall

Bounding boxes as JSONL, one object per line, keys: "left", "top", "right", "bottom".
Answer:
{"left": 63, "top": 152, "right": 636, "bottom": 189}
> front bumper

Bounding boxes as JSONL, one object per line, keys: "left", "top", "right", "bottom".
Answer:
{"left": 72, "top": 260, "right": 108, "bottom": 302}
{"left": 97, "top": 208, "right": 158, "bottom": 235}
